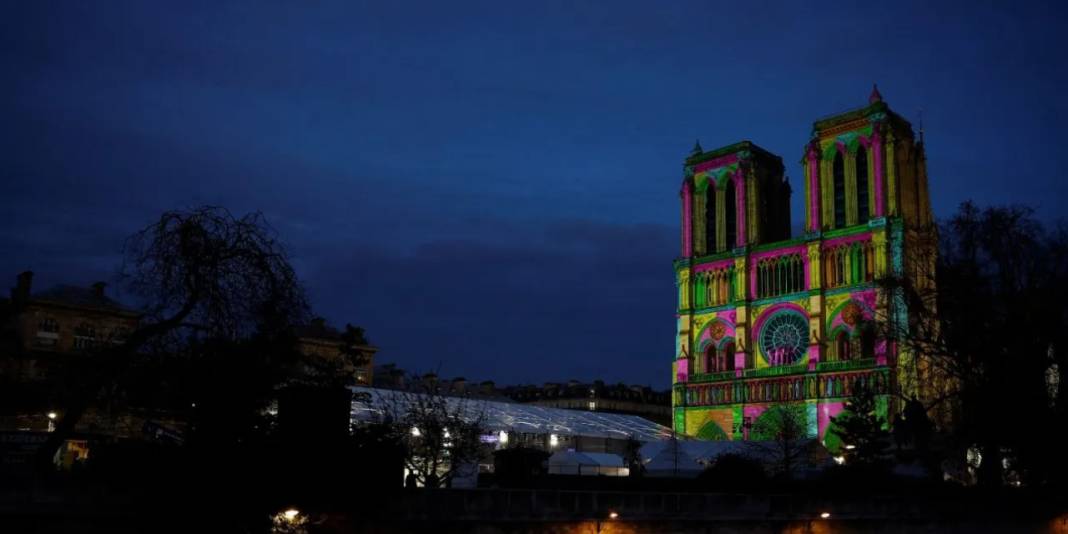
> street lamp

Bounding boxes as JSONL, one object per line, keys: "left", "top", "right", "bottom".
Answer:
{"left": 283, "top": 509, "right": 300, "bottom": 522}
{"left": 595, "top": 511, "right": 619, "bottom": 533}
{"left": 819, "top": 512, "right": 831, "bottom": 519}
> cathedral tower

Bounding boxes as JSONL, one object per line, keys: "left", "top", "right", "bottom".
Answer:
{"left": 672, "top": 88, "right": 933, "bottom": 447}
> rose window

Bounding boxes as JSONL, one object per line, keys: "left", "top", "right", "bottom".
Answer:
{"left": 760, "top": 311, "right": 809, "bottom": 366}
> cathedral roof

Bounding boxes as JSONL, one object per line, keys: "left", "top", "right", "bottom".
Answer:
{"left": 684, "top": 140, "right": 781, "bottom": 166}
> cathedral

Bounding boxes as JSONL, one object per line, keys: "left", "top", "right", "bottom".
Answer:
{"left": 672, "top": 87, "right": 934, "bottom": 447}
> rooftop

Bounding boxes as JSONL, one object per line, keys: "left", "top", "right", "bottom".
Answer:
{"left": 350, "top": 386, "right": 674, "bottom": 442}
{"left": 30, "top": 284, "right": 137, "bottom": 315}
{"left": 684, "top": 140, "right": 782, "bottom": 167}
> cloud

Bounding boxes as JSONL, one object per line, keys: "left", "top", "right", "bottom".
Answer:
{"left": 302, "top": 218, "right": 677, "bottom": 387}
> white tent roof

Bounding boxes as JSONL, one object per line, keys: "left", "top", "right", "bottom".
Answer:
{"left": 351, "top": 386, "right": 674, "bottom": 442}
{"left": 548, "top": 450, "right": 624, "bottom": 468}
{"left": 644, "top": 439, "right": 703, "bottom": 477}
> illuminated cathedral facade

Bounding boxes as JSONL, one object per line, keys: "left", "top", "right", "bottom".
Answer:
{"left": 671, "top": 88, "right": 934, "bottom": 446}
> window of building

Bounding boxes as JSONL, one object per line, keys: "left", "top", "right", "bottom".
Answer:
{"left": 756, "top": 253, "right": 805, "bottom": 299}
{"left": 110, "top": 326, "right": 129, "bottom": 344}
{"left": 856, "top": 146, "right": 870, "bottom": 222}
{"left": 705, "top": 345, "right": 716, "bottom": 373}
{"left": 723, "top": 341, "right": 736, "bottom": 371}
{"left": 36, "top": 317, "right": 60, "bottom": 346}
{"left": 835, "top": 331, "right": 851, "bottom": 362}
{"left": 759, "top": 311, "right": 809, "bottom": 366}
{"left": 705, "top": 186, "right": 717, "bottom": 253}
{"left": 833, "top": 151, "right": 846, "bottom": 228}
{"left": 725, "top": 179, "right": 737, "bottom": 248}
{"left": 73, "top": 323, "right": 97, "bottom": 350}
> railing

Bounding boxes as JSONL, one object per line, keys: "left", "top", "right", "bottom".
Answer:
{"left": 683, "top": 368, "right": 890, "bottom": 405}
{"left": 688, "top": 371, "right": 736, "bottom": 383}
{"left": 816, "top": 357, "right": 877, "bottom": 373}
{"left": 743, "top": 363, "right": 807, "bottom": 379}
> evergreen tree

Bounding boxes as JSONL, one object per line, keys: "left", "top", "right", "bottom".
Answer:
{"left": 831, "top": 385, "right": 890, "bottom": 465}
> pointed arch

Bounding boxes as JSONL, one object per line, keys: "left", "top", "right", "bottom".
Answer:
{"left": 835, "top": 330, "right": 851, "bottom": 361}
{"left": 697, "top": 420, "right": 729, "bottom": 440}
{"left": 725, "top": 179, "right": 737, "bottom": 248}
{"left": 705, "top": 184, "right": 717, "bottom": 253}
{"left": 856, "top": 145, "right": 870, "bottom": 222}
{"left": 722, "top": 340, "right": 736, "bottom": 371}
{"left": 833, "top": 150, "right": 846, "bottom": 228}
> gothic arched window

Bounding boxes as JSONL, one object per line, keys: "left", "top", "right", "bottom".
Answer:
{"left": 725, "top": 179, "right": 737, "bottom": 248}
{"left": 833, "top": 150, "right": 846, "bottom": 228}
{"left": 705, "top": 345, "right": 716, "bottom": 373}
{"left": 723, "top": 341, "right": 736, "bottom": 371}
{"left": 835, "top": 331, "right": 851, "bottom": 362}
{"left": 859, "top": 324, "right": 876, "bottom": 359}
{"left": 856, "top": 145, "right": 870, "bottom": 222}
{"left": 705, "top": 185, "right": 717, "bottom": 253}
{"left": 759, "top": 311, "right": 809, "bottom": 366}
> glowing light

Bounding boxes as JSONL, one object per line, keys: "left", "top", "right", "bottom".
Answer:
{"left": 443, "top": 428, "right": 451, "bottom": 439}
{"left": 283, "top": 509, "right": 300, "bottom": 521}
{"left": 820, "top": 512, "right": 831, "bottom": 519}
{"left": 833, "top": 456, "right": 845, "bottom": 465}
{"left": 411, "top": 427, "right": 421, "bottom": 437}
{"left": 609, "top": 511, "right": 619, "bottom": 519}
{"left": 844, "top": 444, "right": 856, "bottom": 450}
{"left": 549, "top": 434, "right": 559, "bottom": 447}
{"left": 47, "top": 412, "right": 57, "bottom": 420}
{"left": 498, "top": 430, "right": 508, "bottom": 444}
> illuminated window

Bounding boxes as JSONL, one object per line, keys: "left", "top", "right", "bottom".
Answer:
{"left": 759, "top": 311, "right": 809, "bottom": 366}
{"left": 36, "top": 318, "right": 60, "bottom": 346}
{"left": 73, "top": 323, "right": 97, "bottom": 350}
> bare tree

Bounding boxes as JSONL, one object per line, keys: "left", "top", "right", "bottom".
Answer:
{"left": 371, "top": 382, "right": 486, "bottom": 488}
{"left": 37, "top": 206, "right": 308, "bottom": 469}
{"left": 877, "top": 202, "right": 1068, "bottom": 486}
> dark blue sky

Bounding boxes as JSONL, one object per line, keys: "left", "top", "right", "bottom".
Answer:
{"left": 3, "top": 2, "right": 1066, "bottom": 388}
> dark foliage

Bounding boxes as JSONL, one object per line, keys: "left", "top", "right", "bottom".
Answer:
{"left": 830, "top": 386, "right": 891, "bottom": 466}
{"left": 697, "top": 453, "right": 767, "bottom": 491}
{"left": 492, "top": 446, "right": 550, "bottom": 487}
{"left": 36, "top": 206, "right": 309, "bottom": 470}
{"left": 885, "top": 202, "right": 1068, "bottom": 487}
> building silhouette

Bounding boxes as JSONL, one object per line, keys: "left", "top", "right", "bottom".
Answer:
{"left": 2, "top": 271, "right": 140, "bottom": 383}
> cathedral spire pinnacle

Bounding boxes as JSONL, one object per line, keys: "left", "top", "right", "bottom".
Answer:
{"left": 869, "top": 84, "right": 883, "bottom": 104}
{"left": 691, "top": 139, "right": 703, "bottom": 156}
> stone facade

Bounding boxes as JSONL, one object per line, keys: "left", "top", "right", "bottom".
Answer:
{"left": 672, "top": 89, "right": 935, "bottom": 446}
{"left": 3, "top": 271, "right": 140, "bottom": 382}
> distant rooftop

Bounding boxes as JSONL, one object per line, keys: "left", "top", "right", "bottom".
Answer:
{"left": 31, "top": 284, "right": 136, "bottom": 314}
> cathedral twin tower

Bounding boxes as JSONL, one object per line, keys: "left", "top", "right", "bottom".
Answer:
{"left": 672, "top": 88, "right": 934, "bottom": 445}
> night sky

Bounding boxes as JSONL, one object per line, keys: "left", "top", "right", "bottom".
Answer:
{"left": 3, "top": 2, "right": 1066, "bottom": 388}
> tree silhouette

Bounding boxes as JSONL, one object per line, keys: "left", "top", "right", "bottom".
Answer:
{"left": 880, "top": 202, "right": 1068, "bottom": 486}
{"left": 830, "top": 385, "right": 890, "bottom": 465}
{"left": 36, "top": 206, "right": 308, "bottom": 470}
